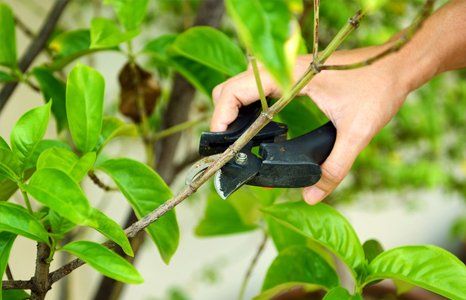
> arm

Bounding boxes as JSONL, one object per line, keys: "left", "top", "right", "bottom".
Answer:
{"left": 210, "top": 0, "right": 466, "bottom": 204}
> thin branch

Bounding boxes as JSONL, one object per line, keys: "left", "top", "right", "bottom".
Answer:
{"left": 238, "top": 232, "right": 268, "bottom": 300}
{"left": 320, "top": 0, "right": 434, "bottom": 71}
{"left": 0, "top": 0, "right": 71, "bottom": 112}
{"left": 48, "top": 10, "right": 366, "bottom": 285}
{"left": 2, "top": 280, "right": 33, "bottom": 290}
{"left": 6, "top": 265, "right": 14, "bottom": 281}
{"left": 31, "top": 243, "right": 51, "bottom": 299}
{"left": 249, "top": 55, "right": 268, "bottom": 111}
{"left": 152, "top": 114, "right": 208, "bottom": 142}
{"left": 14, "top": 16, "right": 35, "bottom": 39}
{"left": 88, "top": 171, "right": 117, "bottom": 192}
{"left": 312, "top": 0, "right": 320, "bottom": 60}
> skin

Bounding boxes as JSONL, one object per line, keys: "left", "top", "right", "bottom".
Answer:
{"left": 210, "top": 0, "right": 466, "bottom": 204}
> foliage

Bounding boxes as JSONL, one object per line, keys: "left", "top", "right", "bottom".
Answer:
{"left": 0, "top": 0, "right": 465, "bottom": 299}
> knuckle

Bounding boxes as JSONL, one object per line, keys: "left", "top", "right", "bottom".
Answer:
{"left": 322, "top": 160, "right": 346, "bottom": 185}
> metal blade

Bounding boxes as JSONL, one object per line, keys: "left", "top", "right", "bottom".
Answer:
{"left": 214, "top": 151, "right": 261, "bottom": 199}
{"left": 185, "top": 154, "right": 221, "bottom": 185}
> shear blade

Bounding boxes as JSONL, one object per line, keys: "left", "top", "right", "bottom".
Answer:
{"left": 185, "top": 154, "right": 221, "bottom": 185}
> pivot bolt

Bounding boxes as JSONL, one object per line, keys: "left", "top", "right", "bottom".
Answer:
{"left": 235, "top": 152, "right": 248, "bottom": 165}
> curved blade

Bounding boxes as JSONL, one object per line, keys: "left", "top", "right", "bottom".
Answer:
{"left": 214, "top": 152, "right": 261, "bottom": 199}
{"left": 185, "top": 154, "right": 221, "bottom": 185}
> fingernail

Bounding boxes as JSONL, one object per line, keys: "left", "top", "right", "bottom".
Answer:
{"left": 303, "top": 187, "right": 326, "bottom": 205}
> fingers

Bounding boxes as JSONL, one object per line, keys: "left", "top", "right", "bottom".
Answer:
{"left": 302, "top": 131, "right": 366, "bottom": 205}
{"left": 210, "top": 70, "right": 279, "bottom": 132}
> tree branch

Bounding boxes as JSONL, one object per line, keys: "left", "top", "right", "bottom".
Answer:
{"left": 48, "top": 9, "right": 365, "bottom": 284}
{"left": 0, "top": 0, "right": 71, "bottom": 112}
{"left": 249, "top": 55, "right": 268, "bottom": 111}
{"left": 88, "top": 171, "right": 117, "bottom": 192}
{"left": 238, "top": 231, "right": 268, "bottom": 300}
{"left": 320, "top": 0, "right": 434, "bottom": 71}
{"left": 30, "top": 243, "right": 51, "bottom": 300}
{"left": 2, "top": 280, "right": 33, "bottom": 290}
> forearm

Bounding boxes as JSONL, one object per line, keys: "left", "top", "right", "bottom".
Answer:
{"left": 397, "top": 0, "right": 466, "bottom": 92}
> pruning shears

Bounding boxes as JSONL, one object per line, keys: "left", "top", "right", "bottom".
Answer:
{"left": 186, "top": 101, "right": 337, "bottom": 199}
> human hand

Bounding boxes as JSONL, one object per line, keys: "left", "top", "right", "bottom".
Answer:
{"left": 210, "top": 45, "right": 420, "bottom": 204}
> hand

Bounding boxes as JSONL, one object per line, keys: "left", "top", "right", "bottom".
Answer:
{"left": 210, "top": 45, "right": 417, "bottom": 204}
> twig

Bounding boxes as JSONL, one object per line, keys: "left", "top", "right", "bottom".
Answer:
{"left": 238, "top": 231, "right": 268, "bottom": 300}
{"left": 249, "top": 55, "right": 268, "bottom": 111}
{"left": 312, "top": 0, "right": 320, "bottom": 60}
{"left": 88, "top": 171, "right": 117, "bottom": 192}
{"left": 14, "top": 16, "right": 35, "bottom": 39}
{"left": 48, "top": 10, "right": 366, "bottom": 284}
{"left": 2, "top": 280, "right": 33, "bottom": 290}
{"left": 152, "top": 114, "right": 208, "bottom": 142}
{"left": 22, "top": 190, "right": 33, "bottom": 213}
{"left": 320, "top": 0, "right": 434, "bottom": 71}
{"left": 0, "top": 0, "right": 71, "bottom": 112}
{"left": 6, "top": 265, "right": 14, "bottom": 281}
{"left": 31, "top": 243, "right": 51, "bottom": 300}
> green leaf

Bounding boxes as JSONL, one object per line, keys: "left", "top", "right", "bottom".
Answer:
{"left": 27, "top": 169, "right": 92, "bottom": 224}
{"left": 104, "top": 0, "right": 149, "bottom": 30}
{"left": 66, "top": 64, "right": 105, "bottom": 153}
{"left": 0, "top": 232, "right": 16, "bottom": 300}
{"left": 262, "top": 246, "right": 339, "bottom": 291}
{"left": 171, "top": 26, "right": 247, "bottom": 76}
{"left": 143, "top": 34, "right": 177, "bottom": 65}
{"left": 98, "top": 158, "right": 179, "bottom": 263}
{"left": 1, "top": 289, "right": 29, "bottom": 300}
{"left": 254, "top": 283, "right": 323, "bottom": 300}
{"left": 0, "top": 3, "right": 17, "bottom": 67}
{"left": 0, "top": 137, "right": 9, "bottom": 150}
{"left": 262, "top": 202, "right": 366, "bottom": 276}
{"left": 88, "top": 209, "right": 133, "bottom": 256}
{"left": 266, "top": 216, "right": 306, "bottom": 251}
{"left": 61, "top": 241, "right": 143, "bottom": 284}
{"left": 366, "top": 245, "right": 466, "bottom": 300}
{"left": 0, "top": 202, "right": 49, "bottom": 243}
{"left": 90, "top": 18, "right": 139, "bottom": 49}
{"left": 48, "top": 210, "right": 75, "bottom": 237}
{"left": 0, "top": 148, "right": 20, "bottom": 182}
{"left": 36, "top": 148, "right": 96, "bottom": 182}
{"left": 226, "top": 0, "right": 300, "bottom": 90}
{"left": 96, "top": 116, "right": 138, "bottom": 152}
{"left": 23, "top": 139, "right": 71, "bottom": 171}
{"left": 195, "top": 192, "right": 256, "bottom": 236}
{"left": 0, "top": 70, "right": 15, "bottom": 83}
{"left": 362, "top": 239, "right": 384, "bottom": 264}
{"left": 10, "top": 102, "right": 51, "bottom": 168}
{"left": 323, "top": 287, "right": 362, "bottom": 300}
{"left": 0, "top": 179, "right": 18, "bottom": 201}
{"left": 32, "top": 67, "right": 68, "bottom": 132}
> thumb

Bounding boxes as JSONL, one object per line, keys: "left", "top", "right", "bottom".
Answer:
{"left": 302, "top": 132, "right": 363, "bottom": 205}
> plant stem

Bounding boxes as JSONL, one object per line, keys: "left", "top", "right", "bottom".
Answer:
{"left": 238, "top": 231, "right": 268, "bottom": 300}
{"left": 312, "top": 0, "right": 320, "bottom": 60}
{"left": 31, "top": 243, "right": 51, "bottom": 300}
{"left": 6, "top": 265, "right": 14, "bottom": 281}
{"left": 152, "top": 114, "right": 208, "bottom": 142}
{"left": 250, "top": 55, "right": 268, "bottom": 111}
{"left": 48, "top": 9, "right": 366, "bottom": 284}
{"left": 22, "top": 190, "right": 33, "bottom": 213}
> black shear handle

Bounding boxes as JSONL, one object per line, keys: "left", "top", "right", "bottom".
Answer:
{"left": 260, "top": 121, "right": 337, "bottom": 165}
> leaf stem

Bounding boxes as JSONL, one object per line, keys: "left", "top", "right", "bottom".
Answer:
{"left": 238, "top": 231, "right": 268, "bottom": 300}
{"left": 152, "top": 114, "right": 208, "bottom": 142}
{"left": 249, "top": 55, "right": 268, "bottom": 111}
{"left": 22, "top": 190, "right": 33, "bottom": 213}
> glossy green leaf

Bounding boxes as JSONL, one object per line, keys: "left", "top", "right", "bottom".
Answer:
{"left": 48, "top": 210, "right": 75, "bottom": 237}
{"left": 0, "top": 137, "right": 9, "bottom": 150}
{"left": 27, "top": 169, "right": 92, "bottom": 224}
{"left": 171, "top": 26, "right": 247, "bottom": 76}
{"left": 96, "top": 116, "right": 138, "bottom": 151}
{"left": 66, "top": 64, "right": 105, "bottom": 153}
{"left": 90, "top": 18, "right": 139, "bottom": 49}
{"left": 323, "top": 287, "right": 362, "bottom": 300}
{"left": 0, "top": 202, "right": 49, "bottom": 243}
{"left": 262, "top": 202, "right": 366, "bottom": 276}
{"left": 0, "top": 70, "right": 15, "bottom": 83}
{"left": 0, "top": 3, "right": 16, "bottom": 67}
{"left": 0, "top": 148, "right": 20, "bottom": 181}
{"left": 36, "top": 148, "right": 96, "bottom": 182}
{"left": 226, "top": 0, "right": 300, "bottom": 89}
{"left": 266, "top": 216, "right": 306, "bottom": 251}
{"left": 0, "top": 179, "right": 18, "bottom": 201}
{"left": 62, "top": 241, "right": 143, "bottom": 284}
{"left": 263, "top": 246, "right": 339, "bottom": 291}
{"left": 104, "top": 0, "right": 149, "bottom": 30}
{"left": 143, "top": 34, "right": 177, "bottom": 65}
{"left": 87, "top": 209, "right": 133, "bottom": 256}
{"left": 366, "top": 245, "right": 466, "bottom": 300}
{"left": 98, "top": 158, "right": 178, "bottom": 263}
{"left": 23, "top": 139, "right": 72, "bottom": 171}
{"left": 1, "top": 289, "right": 29, "bottom": 300}
{"left": 362, "top": 239, "right": 384, "bottom": 263}
{"left": 0, "top": 232, "right": 16, "bottom": 300}
{"left": 10, "top": 102, "right": 51, "bottom": 168}
{"left": 32, "top": 67, "right": 67, "bottom": 132}
{"left": 254, "top": 283, "right": 323, "bottom": 300}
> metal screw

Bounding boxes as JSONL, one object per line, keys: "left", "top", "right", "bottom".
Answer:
{"left": 235, "top": 152, "right": 248, "bottom": 165}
